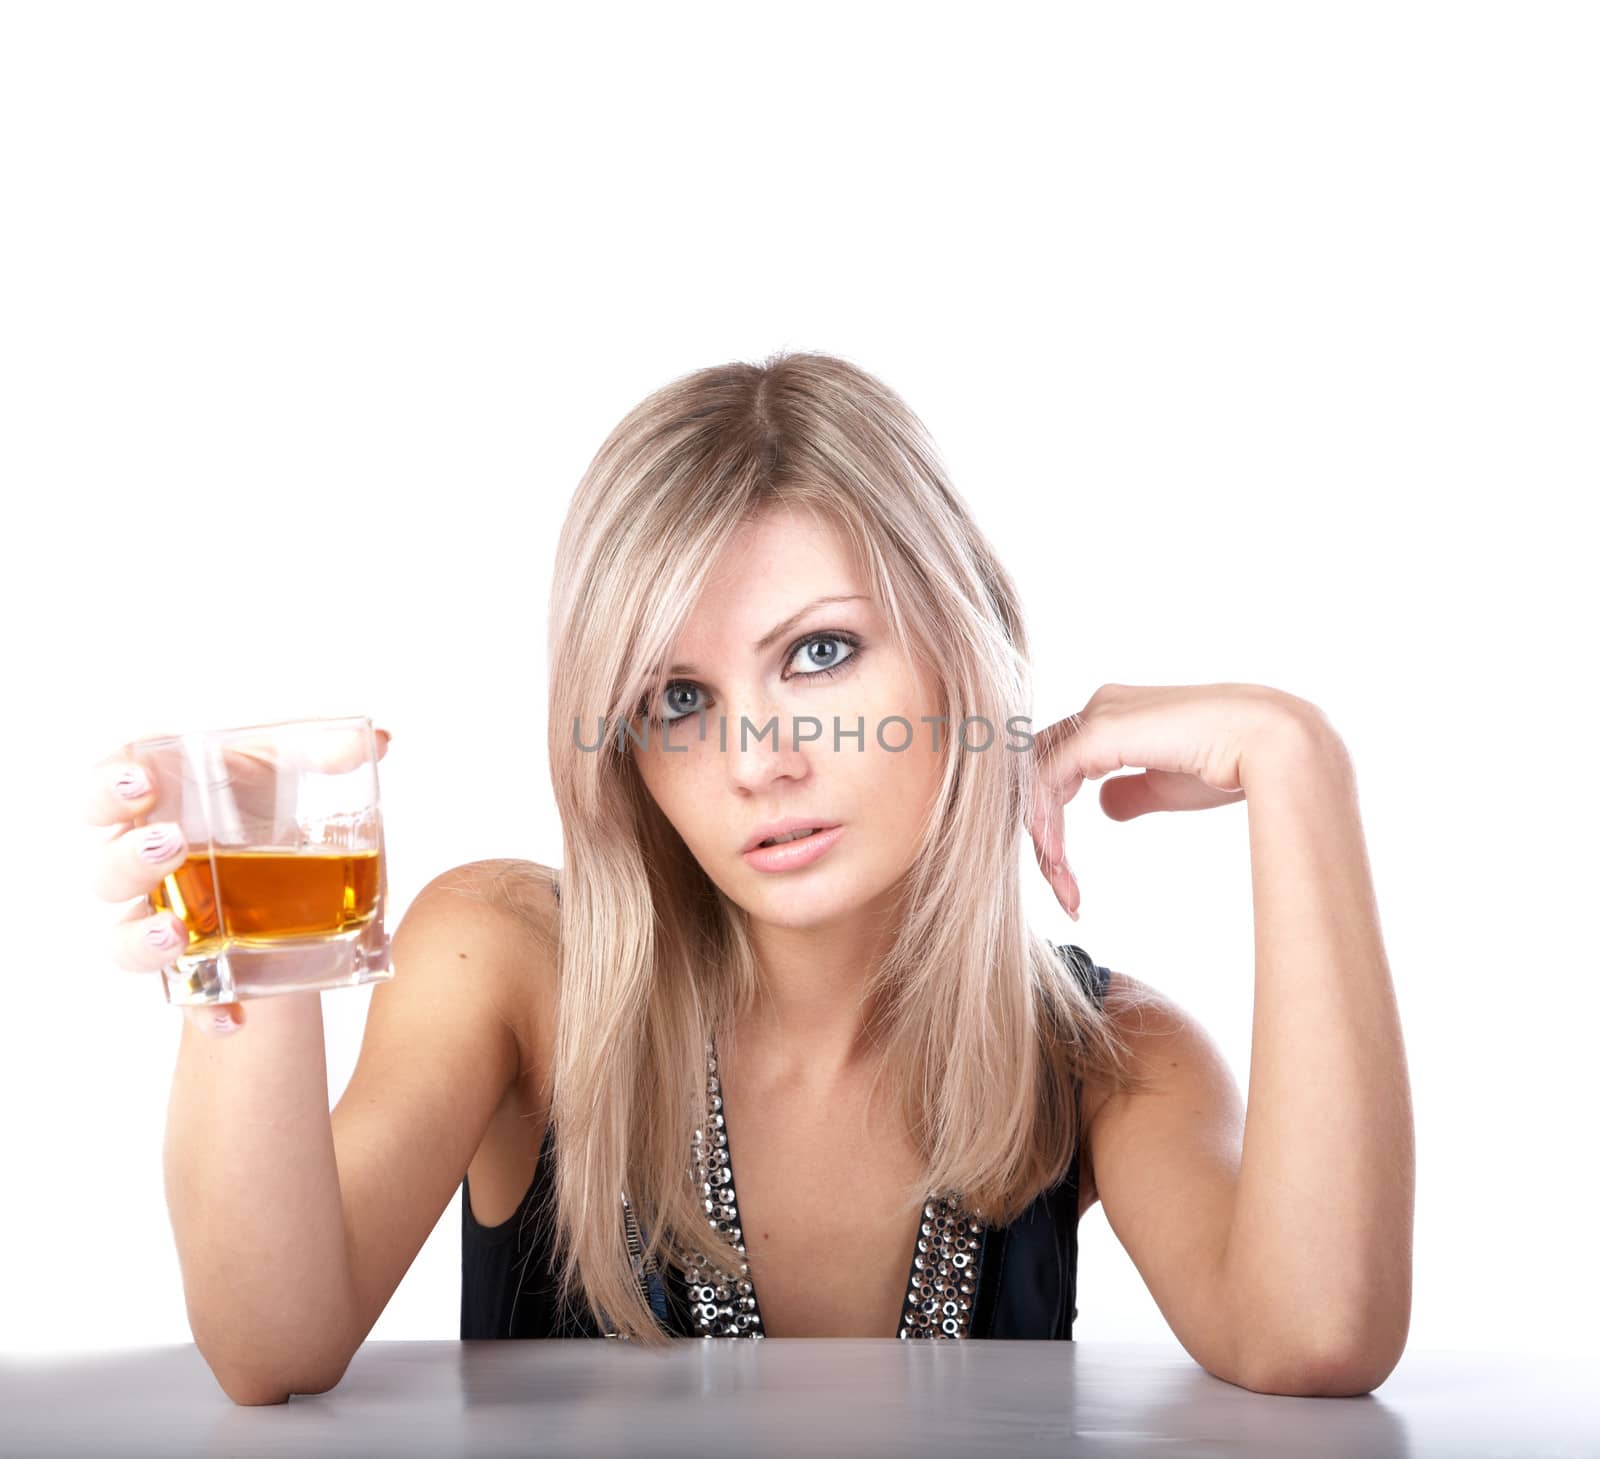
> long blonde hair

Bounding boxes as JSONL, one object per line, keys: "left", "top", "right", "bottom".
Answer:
{"left": 537, "top": 349, "right": 1133, "bottom": 1343}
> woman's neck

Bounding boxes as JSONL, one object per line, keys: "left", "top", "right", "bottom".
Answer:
{"left": 730, "top": 901, "right": 901, "bottom": 1094}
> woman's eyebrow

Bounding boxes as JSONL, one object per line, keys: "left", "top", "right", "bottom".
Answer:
{"left": 668, "top": 593, "right": 869, "bottom": 675}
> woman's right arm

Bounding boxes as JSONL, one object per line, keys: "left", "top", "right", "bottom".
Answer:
{"left": 163, "top": 989, "right": 354, "bottom": 1403}
{"left": 84, "top": 742, "right": 533, "bottom": 1406}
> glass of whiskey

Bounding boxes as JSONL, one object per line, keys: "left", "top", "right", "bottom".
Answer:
{"left": 127, "top": 715, "right": 392, "bottom": 1007}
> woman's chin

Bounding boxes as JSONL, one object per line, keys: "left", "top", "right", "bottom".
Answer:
{"left": 738, "top": 870, "right": 903, "bottom": 932}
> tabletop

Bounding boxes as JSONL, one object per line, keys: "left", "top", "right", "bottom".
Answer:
{"left": 3, "top": 1339, "right": 1595, "bottom": 1458}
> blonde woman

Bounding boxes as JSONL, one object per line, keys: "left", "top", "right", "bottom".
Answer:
{"left": 89, "top": 350, "right": 1412, "bottom": 1402}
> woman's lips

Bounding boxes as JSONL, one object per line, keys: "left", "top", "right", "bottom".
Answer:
{"left": 740, "top": 824, "right": 845, "bottom": 873}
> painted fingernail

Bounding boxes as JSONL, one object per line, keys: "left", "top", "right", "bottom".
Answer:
{"left": 140, "top": 824, "right": 183, "bottom": 861}
{"left": 146, "top": 922, "right": 181, "bottom": 948}
{"left": 115, "top": 767, "right": 152, "bottom": 799}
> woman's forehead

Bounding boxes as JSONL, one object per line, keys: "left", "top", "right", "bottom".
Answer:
{"left": 709, "top": 505, "right": 861, "bottom": 581}
{"left": 676, "top": 514, "right": 867, "bottom": 627}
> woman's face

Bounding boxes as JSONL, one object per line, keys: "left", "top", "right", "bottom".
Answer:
{"left": 631, "top": 506, "right": 946, "bottom": 931}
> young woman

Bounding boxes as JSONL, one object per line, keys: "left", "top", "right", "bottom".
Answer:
{"left": 89, "top": 350, "right": 1411, "bottom": 1402}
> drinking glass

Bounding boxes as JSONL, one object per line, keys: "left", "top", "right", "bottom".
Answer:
{"left": 126, "top": 715, "right": 393, "bottom": 1006}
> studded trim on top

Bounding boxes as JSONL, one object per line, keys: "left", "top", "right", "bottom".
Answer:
{"left": 572, "top": 866, "right": 1004, "bottom": 1341}
{"left": 680, "top": 1034, "right": 986, "bottom": 1340}
{"left": 685, "top": 1038, "right": 764, "bottom": 1336}
{"left": 900, "top": 1195, "right": 983, "bottom": 1338}
{"left": 598, "top": 938, "right": 1103, "bottom": 1340}
{"left": 608, "top": 1058, "right": 990, "bottom": 1340}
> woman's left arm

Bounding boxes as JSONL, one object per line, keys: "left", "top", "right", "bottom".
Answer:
{"left": 1217, "top": 709, "right": 1413, "bottom": 1392}
{"left": 1030, "top": 686, "right": 1414, "bottom": 1396}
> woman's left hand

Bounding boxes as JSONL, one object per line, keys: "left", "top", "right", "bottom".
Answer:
{"left": 1026, "top": 682, "right": 1323, "bottom": 920}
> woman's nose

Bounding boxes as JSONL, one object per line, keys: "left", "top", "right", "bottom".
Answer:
{"left": 725, "top": 706, "right": 813, "bottom": 787}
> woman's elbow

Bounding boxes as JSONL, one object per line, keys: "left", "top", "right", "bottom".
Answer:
{"left": 1230, "top": 1326, "right": 1407, "bottom": 1397}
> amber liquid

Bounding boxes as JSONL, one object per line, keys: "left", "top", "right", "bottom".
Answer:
{"left": 150, "top": 847, "right": 382, "bottom": 952}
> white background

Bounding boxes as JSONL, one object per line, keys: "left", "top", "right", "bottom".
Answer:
{"left": 2, "top": 2, "right": 1595, "bottom": 1365}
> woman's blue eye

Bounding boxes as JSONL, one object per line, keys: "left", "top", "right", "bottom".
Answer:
{"left": 789, "top": 633, "right": 857, "bottom": 676}
{"left": 656, "top": 684, "right": 707, "bottom": 724}
{"left": 645, "top": 631, "right": 862, "bottom": 725}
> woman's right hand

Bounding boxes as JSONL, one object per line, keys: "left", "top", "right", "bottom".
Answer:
{"left": 82, "top": 727, "right": 393, "bottom": 1038}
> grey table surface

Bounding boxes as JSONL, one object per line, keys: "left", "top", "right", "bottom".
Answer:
{"left": 2, "top": 1340, "right": 1595, "bottom": 1458}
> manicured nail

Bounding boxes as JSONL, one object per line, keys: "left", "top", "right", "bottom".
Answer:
{"left": 115, "top": 767, "right": 152, "bottom": 799}
{"left": 140, "top": 824, "right": 182, "bottom": 861}
{"left": 146, "top": 922, "right": 181, "bottom": 948}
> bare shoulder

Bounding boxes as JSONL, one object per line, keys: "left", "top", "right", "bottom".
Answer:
{"left": 1075, "top": 971, "right": 1244, "bottom": 1209}
{"left": 408, "top": 857, "right": 561, "bottom": 1081}
{"left": 419, "top": 856, "right": 560, "bottom": 938}
{"left": 1078, "top": 970, "right": 1236, "bottom": 1117}
{"left": 1076, "top": 972, "right": 1173, "bottom": 1117}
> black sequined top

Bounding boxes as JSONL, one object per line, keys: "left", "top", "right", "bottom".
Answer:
{"left": 460, "top": 875, "right": 1111, "bottom": 1340}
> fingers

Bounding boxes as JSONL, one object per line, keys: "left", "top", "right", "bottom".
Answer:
{"left": 82, "top": 746, "right": 164, "bottom": 827}
{"left": 83, "top": 749, "right": 191, "bottom": 902}
{"left": 184, "top": 1002, "right": 244, "bottom": 1037}
{"left": 92, "top": 818, "right": 188, "bottom": 903}
{"left": 83, "top": 727, "right": 390, "bottom": 827}
{"left": 108, "top": 896, "right": 190, "bottom": 972}
{"left": 300, "top": 724, "right": 389, "bottom": 774}
{"left": 1028, "top": 793, "right": 1064, "bottom": 872}
{"left": 1035, "top": 853, "right": 1080, "bottom": 922}
{"left": 83, "top": 727, "right": 390, "bottom": 883}
{"left": 1027, "top": 795, "right": 1079, "bottom": 920}
{"left": 303, "top": 723, "right": 391, "bottom": 772}
{"left": 226, "top": 724, "right": 392, "bottom": 776}
{"left": 82, "top": 722, "right": 387, "bottom": 1040}
{"left": 106, "top": 901, "right": 244, "bottom": 1036}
